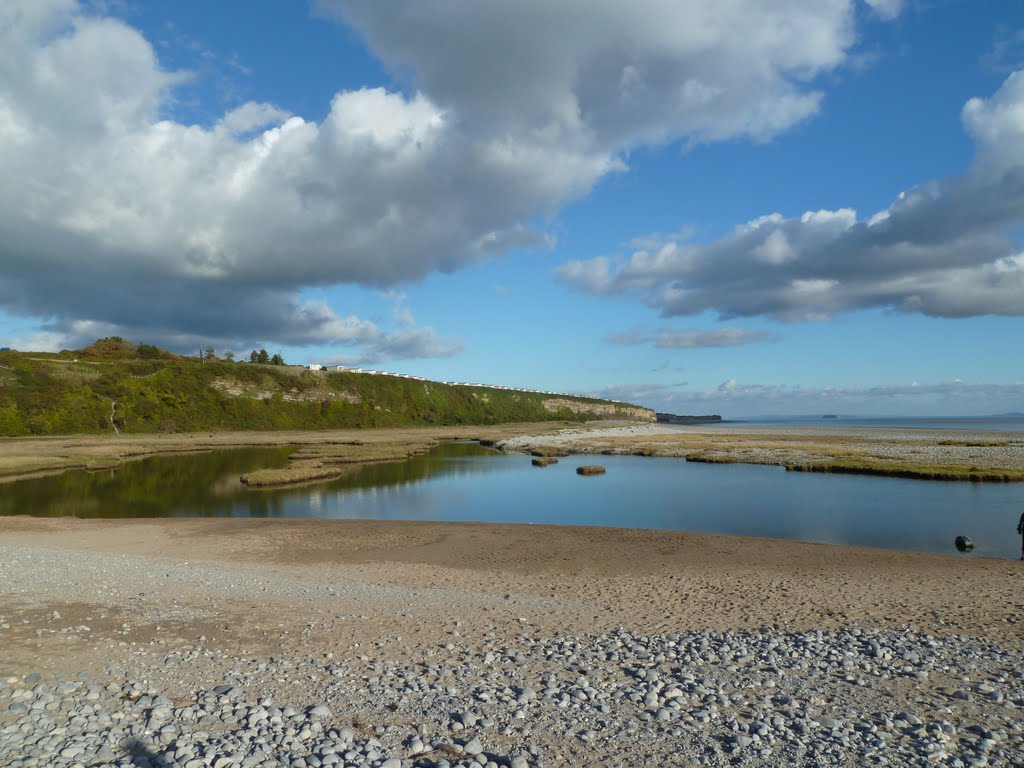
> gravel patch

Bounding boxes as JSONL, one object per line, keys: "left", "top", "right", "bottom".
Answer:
{"left": 4, "top": 625, "right": 1023, "bottom": 767}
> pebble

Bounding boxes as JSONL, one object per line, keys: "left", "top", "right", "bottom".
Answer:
{"left": 2, "top": 624, "right": 1022, "bottom": 766}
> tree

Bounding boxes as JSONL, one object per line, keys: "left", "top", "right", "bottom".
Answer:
{"left": 204, "top": 345, "right": 216, "bottom": 360}
{"left": 249, "top": 350, "right": 259, "bottom": 363}
{"left": 270, "top": 353, "right": 285, "bottom": 366}
{"left": 136, "top": 343, "right": 163, "bottom": 359}
{"left": 256, "top": 349, "right": 270, "bottom": 364}
{"left": 224, "top": 351, "right": 235, "bottom": 362}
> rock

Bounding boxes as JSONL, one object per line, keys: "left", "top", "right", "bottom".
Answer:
{"left": 575, "top": 465, "right": 606, "bottom": 476}
{"left": 955, "top": 535, "right": 975, "bottom": 551}
{"left": 732, "top": 734, "right": 754, "bottom": 749}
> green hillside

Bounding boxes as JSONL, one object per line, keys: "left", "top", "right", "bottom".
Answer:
{"left": 0, "top": 341, "right": 654, "bottom": 436}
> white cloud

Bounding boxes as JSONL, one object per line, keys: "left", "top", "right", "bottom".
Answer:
{"left": 317, "top": 0, "right": 874, "bottom": 148}
{"left": 0, "top": 1, "right": 896, "bottom": 351}
{"left": 560, "top": 72, "right": 1024, "bottom": 320}
{"left": 588, "top": 381, "right": 688, "bottom": 406}
{"left": 862, "top": 0, "right": 902, "bottom": 21}
{"left": 608, "top": 327, "right": 775, "bottom": 349}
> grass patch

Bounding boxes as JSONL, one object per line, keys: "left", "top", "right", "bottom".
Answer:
{"left": 631, "top": 446, "right": 661, "bottom": 457}
{"left": 531, "top": 446, "right": 570, "bottom": 457}
{"left": 785, "top": 461, "right": 1024, "bottom": 482}
{"left": 936, "top": 439, "right": 1010, "bottom": 447}
{"left": 576, "top": 464, "right": 606, "bottom": 476}
{"left": 531, "top": 457, "right": 559, "bottom": 467}
{"left": 685, "top": 454, "right": 742, "bottom": 464}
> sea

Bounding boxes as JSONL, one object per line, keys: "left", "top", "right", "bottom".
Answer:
{"left": 720, "top": 416, "right": 1024, "bottom": 431}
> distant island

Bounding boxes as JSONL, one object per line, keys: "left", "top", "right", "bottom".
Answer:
{"left": 655, "top": 412, "right": 722, "bottom": 424}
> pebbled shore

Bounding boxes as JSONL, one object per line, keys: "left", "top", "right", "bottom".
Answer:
{"left": 2, "top": 515, "right": 1023, "bottom": 766}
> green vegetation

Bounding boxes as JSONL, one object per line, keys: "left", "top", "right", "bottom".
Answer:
{"left": 685, "top": 454, "right": 741, "bottom": 464}
{"left": 935, "top": 439, "right": 1009, "bottom": 447}
{"left": 0, "top": 342, "right": 650, "bottom": 436}
{"left": 785, "top": 460, "right": 1024, "bottom": 482}
{"left": 530, "top": 446, "right": 570, "bottom": 457}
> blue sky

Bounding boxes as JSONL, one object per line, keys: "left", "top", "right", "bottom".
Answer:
{"left": 1, "top": 0, "right": 1023, "bottom": 417}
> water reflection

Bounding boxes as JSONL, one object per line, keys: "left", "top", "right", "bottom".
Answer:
{"left": 0, "top": 447, "right": 296, "bottom": 518}
{"left": 2, "top": 442, "right": 1021, "bottom": 558}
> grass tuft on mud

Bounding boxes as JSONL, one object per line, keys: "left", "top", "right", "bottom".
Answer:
{"left": 785, "top": 460, "right": 1024, "bottom": 482}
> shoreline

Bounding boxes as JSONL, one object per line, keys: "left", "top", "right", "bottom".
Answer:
{"left": 3, "top": 516, "right": 1023, "bottom": 765}
{"left": 2, "top": 419, "right": 1023, "bottom": 488}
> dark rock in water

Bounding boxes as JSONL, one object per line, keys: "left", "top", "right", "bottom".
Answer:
{"left": 954, "top": 535, "right": 974, "bottom": 552}
{"left": 576, "top": 465, "right": 606, "bottom": 476}
{"left": 532, "top": 457, "right": 558, "bottom": 467}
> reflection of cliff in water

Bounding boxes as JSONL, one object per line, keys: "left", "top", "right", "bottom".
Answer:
{"left": 0, "top": 442, "right": 503, "bottom": 519}
{"left": 0, "top": 446, "right": 295, "bottom": 518}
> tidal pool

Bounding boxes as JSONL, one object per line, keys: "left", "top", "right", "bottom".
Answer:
{"left": 2, "top": 441, "right": 1021, "bottom": 558}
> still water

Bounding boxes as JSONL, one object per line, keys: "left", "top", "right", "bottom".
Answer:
{"left": 2, "top": 442, "right": 1021, "bottom": 559}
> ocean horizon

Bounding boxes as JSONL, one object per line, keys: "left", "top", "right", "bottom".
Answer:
{"left": 722, "top": 415, "right": 1024, "bottom": 431}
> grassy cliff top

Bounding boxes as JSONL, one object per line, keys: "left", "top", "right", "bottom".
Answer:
{"left": 0, "top": 344, "right": 653, "bottom": 436}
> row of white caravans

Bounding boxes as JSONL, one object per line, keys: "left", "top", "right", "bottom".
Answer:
{"left": 303, "top": 364, "right": 626, "bottom": 405}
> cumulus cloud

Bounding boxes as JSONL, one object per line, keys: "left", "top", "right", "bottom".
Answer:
{"left": 324, "top": 326, "right": 464, "bottom": 367}
{"left": 26, "top": 296, "right": 463, "bottom": 363}
{"left": 560, "top": 72, "right": 1024, "bottom": 320}
{"left": 1, "top": 0, "right": 893, "bottom": 351}
{"left": 608, "top": 327, "right": 775, "bottom": 349}
{"left": 317, "top": 0, "right": 874, "bottom": 147}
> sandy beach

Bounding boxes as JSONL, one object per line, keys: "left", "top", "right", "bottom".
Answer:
{"left": 3, "top": 423, "right": 1024, "bottom": 766}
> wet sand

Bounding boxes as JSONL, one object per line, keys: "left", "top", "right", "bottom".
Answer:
{"left": 2, "top": 515, "right": 1022, "bottom": 683}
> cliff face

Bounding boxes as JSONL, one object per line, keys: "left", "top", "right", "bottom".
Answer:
{"left": 542, "top": 398, "right": 656, "bottom": 422}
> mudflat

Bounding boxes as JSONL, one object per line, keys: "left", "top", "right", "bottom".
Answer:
{"left": 0, "top": 423, "right": 569, "bottom": 484}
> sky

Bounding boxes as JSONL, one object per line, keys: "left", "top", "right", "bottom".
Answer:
{"left": 2, "top": 0, "right": 1024, "bottom": 418}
